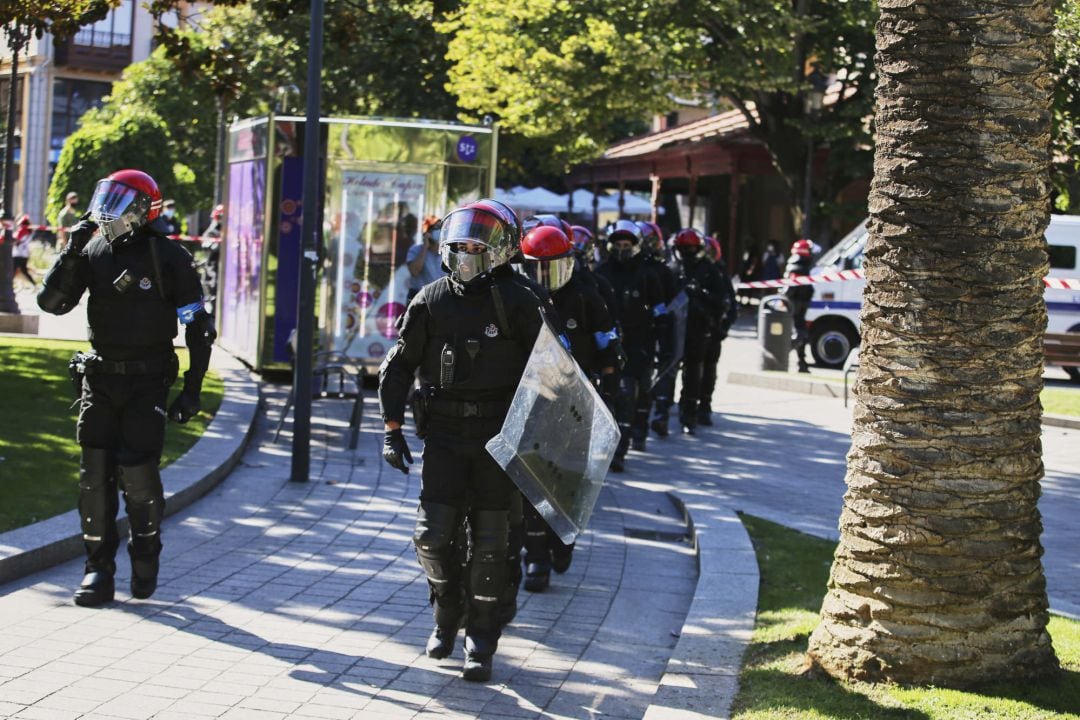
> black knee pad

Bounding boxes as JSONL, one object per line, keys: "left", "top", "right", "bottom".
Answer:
{"left": 118, "top": 461, "right": 164, "bottom": 553}
{"left": 414, "top": 502, "right": 462, "bottom": 590}
{"left": 469, "top": 509, "right": 509, "bottom": 603}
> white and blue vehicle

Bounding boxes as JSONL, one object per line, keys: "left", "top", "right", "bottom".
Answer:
{"left": 806, "top": 215, "right": 1080, "bottom": 371}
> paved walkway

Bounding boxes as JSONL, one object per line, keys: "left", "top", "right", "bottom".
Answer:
{"left": 0, "top": 372, "right": 755, "bottom": 719}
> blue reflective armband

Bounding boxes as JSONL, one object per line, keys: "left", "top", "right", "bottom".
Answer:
{"left": 177, "top": 300, "right": 204, "bottom": 325}
{"left": 559, "top": 334, "right": 571, "bottom": 351}
{"left": 594, "top": 329, "right": 618, "bottom": 350}
{"left": 652, "top": 302, "right": 667, "bottom": 317}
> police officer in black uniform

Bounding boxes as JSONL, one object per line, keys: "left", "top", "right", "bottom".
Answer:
{"left": 697, "top": 236, "right": 738, "bottom": 425}
{"left": 670, "top": 228, "right": 727, "bottom": 433}
{"left": 595, "top": 220, "right": 664, "bottom": 471}
{"left": 37, "top": 169, "right": 215, "bottom": 607}
{"left": 378, "top": 199, "right": 554, "bottom": 683}
{"left": 785, "top": 238, "right": 815, "bottom": 373}
{"left": 516, "top": 223, "right": 619, "bottom": 592}
{"left": 636, "top": 221, "right": 679, "bottom": 438}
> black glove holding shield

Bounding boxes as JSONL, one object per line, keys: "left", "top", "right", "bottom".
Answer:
{"left": 65, "top": 212, "right": 98, "bottom": 255}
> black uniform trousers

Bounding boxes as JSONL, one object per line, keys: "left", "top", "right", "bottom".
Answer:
{"left": 792, "top": 300, "right": 810, "bottom": 364}
{"left": 76, "top": 369, "right": 170, "bottom": 573}
{"left": 699, "top": 332, "right": 724, "bottom": 412}
{"left": 678, "top": 329, "right": 711, "bottom": 423}
{"left": 419, "top": 423, "right": 515, "bottom": 647}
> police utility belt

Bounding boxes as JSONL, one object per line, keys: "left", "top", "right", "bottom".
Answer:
{"left": 70, "top": 352, "right": 176, "bottom": 376}
{"left": 428, "top": 397, "right": 510, "bottom": 419}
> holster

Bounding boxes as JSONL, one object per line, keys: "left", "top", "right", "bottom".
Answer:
{"left": 410, "top": 385, "right": 434, "bottom": 439}
{"left": 68, "top": 351, "right": 94, "bottom": 399}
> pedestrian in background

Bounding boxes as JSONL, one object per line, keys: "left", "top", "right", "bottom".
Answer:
{"left": 406, "top": 216, "right": 445, "bottom": 302}
{"left": 57, "top": 191, "right": 81, "bottom": 247}
{"left": 160, "top": 199, "right": 182, "bottom": 237}
{"left": 12, "top": 214, "right": 37, "bottom": 288}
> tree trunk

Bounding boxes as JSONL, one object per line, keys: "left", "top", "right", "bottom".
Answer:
{"left": 807, "top": 0, "right": 1059, "bottom": 687}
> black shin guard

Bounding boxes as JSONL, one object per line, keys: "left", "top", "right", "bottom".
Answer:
{"left": 466, "top": 509, "right": 509, "bottom": 648}
{"left": 414, "top": 502, "right": 465, "bottom": 627}
{"left": 119, "top": 461, "right": 164, "bottom": 598}
{"left": 78, "top": 447, "right": 119, "bottom": 574}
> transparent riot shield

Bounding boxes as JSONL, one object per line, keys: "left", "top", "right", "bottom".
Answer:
{"left": 485, "top": 318, "right": 620, "bottom": 544}
{"left": 649, "top": 290, "right": 689, "bottom": 392}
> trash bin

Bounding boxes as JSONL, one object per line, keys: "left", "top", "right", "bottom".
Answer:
{"left": 758, "top": 294, "right": 792, "bottom": 371}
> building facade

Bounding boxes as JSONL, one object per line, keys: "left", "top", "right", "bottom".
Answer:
{"left": 1, "top": 3, "right": 203, "bottom": 225}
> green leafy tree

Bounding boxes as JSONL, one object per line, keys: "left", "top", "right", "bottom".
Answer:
{"left": 0, "top": 0, "right": 115, "bottom": 313}
{"left": 442, "top": 0, "right": 877, "bottom": 233}
{"left": 1052, "top": 0, "right": 1080, "bottom": 213}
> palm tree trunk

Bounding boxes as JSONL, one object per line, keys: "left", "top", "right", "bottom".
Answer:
{"left": 806, "top": 0, "right": 1060, "bottom": 686}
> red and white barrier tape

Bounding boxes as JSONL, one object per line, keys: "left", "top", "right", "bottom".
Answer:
{"left": 1, "top": 220, "right": 218, "bottom": 244}
{"left": 737, "top": 269, "right": 1080, "bottom": 291}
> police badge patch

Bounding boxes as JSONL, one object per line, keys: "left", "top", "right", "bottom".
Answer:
{"left": 485, "top": 323, "right": 499, "bottom": 338}
{"left": 139, "top": 277, "right": 152, "bottom": 290}
{"left": 566, "top": 318, "right": 578, "bottom": 329}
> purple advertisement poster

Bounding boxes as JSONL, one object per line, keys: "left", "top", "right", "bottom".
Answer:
{"left": 273, "top": 156, "right": 303, "bottom": 363}
{"left": 220, "top": 160, "right": 266, "bottom": 364}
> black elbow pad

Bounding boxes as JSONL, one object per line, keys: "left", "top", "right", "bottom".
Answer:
{"left": 37, "top": 285, "right": 76, "bottom": 314}
{"left": 37, "top": 253, "right": 82, "bottom": 314}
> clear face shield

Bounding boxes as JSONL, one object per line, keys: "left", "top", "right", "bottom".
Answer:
{"left": 517, "top": 255, "right": 576, "bottom": 292}
{"left": 440, "top": 208, "right": 513, "bottom": 284}
{"left": 88, "top": 180, "right": 152, "bottom": 245}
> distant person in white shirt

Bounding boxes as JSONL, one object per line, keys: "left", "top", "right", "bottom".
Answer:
{"left": 406, "top": 216, "right": 446, "bottom": 302}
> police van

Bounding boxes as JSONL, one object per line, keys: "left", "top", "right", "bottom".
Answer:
{"left": 806, "top": 215, "right": 1080, "bottom": 372}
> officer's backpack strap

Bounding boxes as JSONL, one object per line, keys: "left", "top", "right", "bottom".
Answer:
{"left": 490, "top": 284, "right": 513, "bottom": 341}
{"left": 147, "top": 234, "right": 168, "bottom": 301}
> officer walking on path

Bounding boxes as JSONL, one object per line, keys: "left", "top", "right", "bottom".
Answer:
{"left": 378, "top": 199, "right": 557, "bottom": 683}
{"left": 697, "top": 236, "right": 738, "bottom": 425}
{"left": 36, "top": 169, "right": 215, "bottom": 608}
{"left": 516, "top": 222, "right": 620, "bottom": 593}
{"left": 784, "top": 238, "right": 815, "bottom": 373}
{"left": 595, "top": 220, "right": 664, "bottom": 471}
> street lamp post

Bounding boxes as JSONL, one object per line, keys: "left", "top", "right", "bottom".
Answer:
{"left": 801, "top": 68, "right": 828, "bottom": 239}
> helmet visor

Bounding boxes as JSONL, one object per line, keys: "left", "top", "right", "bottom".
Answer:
{"left": 441, "top": 208, "right": 508, "bottom": 249}
{"left": 441, "top": 243, "right": 494, "bottom": 285}
{"left": 88, "top": 180, "right": 146, "bottom": 222}
{"left": 519, "top": 255, "right": 575, "bottom": 292}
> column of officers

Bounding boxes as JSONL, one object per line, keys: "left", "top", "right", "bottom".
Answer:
{"left": 378, "top": 199, "right": 737, "bottom": 682}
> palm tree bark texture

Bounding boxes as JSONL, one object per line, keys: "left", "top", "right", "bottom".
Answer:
{"left": 806, "top": 0, "right": 1060, "bottom": 686}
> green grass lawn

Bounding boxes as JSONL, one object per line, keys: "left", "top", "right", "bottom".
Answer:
{"left": 734, "top": 514, "right": 1080, "bottom": 719}
{"left": 1043, "top": 387, "right": 1080, "bottom": 418}
{"left": 0, "top": 337, "right": 224, "bottom": 533}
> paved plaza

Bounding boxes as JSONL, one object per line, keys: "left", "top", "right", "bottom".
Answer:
{"left": 1, "top": 299, "right": 1077, "bottom": 718}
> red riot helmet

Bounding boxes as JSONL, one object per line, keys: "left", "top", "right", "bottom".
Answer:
{"left": 672, "top": 228, "right": 705, "bottom": 261}
{"left": 705, "top": 236, "right": 723, "bottom": 263}
{"left": 518, "top": 225, "right": 576, "bottom": 292}
{"left": 439, "top": 199, "right": 522, "bottom": 285}
{"left": 523, "top": 213, "right": 572, "bottom": 238}
{"left": 88, "top": 169, "right": 163, "bottom": 246}
{"left": 606, "top": 219, "right": 642, "bottom": 261}
{"left": 791, "top": 238, "right": 813, "bottom": 257}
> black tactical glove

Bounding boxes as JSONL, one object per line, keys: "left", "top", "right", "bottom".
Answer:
{"left": 65, "top": 212, "right": 98, "bottom": 254}
{"left": 383, "top": 428, "right": 413, "bottom": 474}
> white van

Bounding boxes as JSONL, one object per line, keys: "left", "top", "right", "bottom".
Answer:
{"left": 805, "top": 215, "right": 1080, "bottom": 372}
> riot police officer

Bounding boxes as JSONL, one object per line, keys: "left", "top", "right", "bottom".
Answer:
{"left": 378, "top": 199, "right": 554, "bottom": 682}
{"left": 636, "top": 221, "right": 678, "bottom": 438}
{"left": 516, "top": 224, "right": 619, "bottom": 592}
{"left": 595, "top": 220, "right": 664, "bottom": 471}
{"left": 670, "top": 229, "right": 727, "bottom": 433}
{"left": 785, "top": 238, "right": 815, "bottom": 373}
{"left": 37, "top": 169, "right": 215, "bottom": 607}
{"left": 697, "top": 236, "right": 738, "bottom": 425}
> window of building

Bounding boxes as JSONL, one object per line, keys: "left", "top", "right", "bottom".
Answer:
{"left": 1048, "top": 244, "right": 1077, "bottom": 271}
{"left": 73, "top": 0, "right": 133, "bottom": 48}
{"left": 50, "top": 79, "right": 111, "bottom": 161}
{"left": 0, "top": 77, "right": 24, "bottom": 138}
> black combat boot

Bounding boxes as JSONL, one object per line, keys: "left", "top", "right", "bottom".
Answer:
{"left": 523, "top": 562, "right": 550, "bottom": 592}
{"left": 696, "top": 404, "right": 713, "bottom": 427}
{"left": 75, "top": 448, "right": 119, "bottom": 607}
{"left": 550, "top": 541, "right": 575, "bottom": 574}
{"left": 650, "top": 417, "right": 669, "bottom": 438}
{"left": 610, "top": 455, "right": 625, "bottom": 473}
{"left": 120, "top": 461, "right": 165, "bottom": 600}
{"left": 426, "top": 626, "right": 458, "bottom": 660}
{"left": 462, "top": 635, "right": 495, "bottom": 682}
{"left": 74, "top": 568, "right": 115, "bottom": 607}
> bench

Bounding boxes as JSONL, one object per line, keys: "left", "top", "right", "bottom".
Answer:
{"left": 1045, "top": 332, "right": 1080, "bottom": 384}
